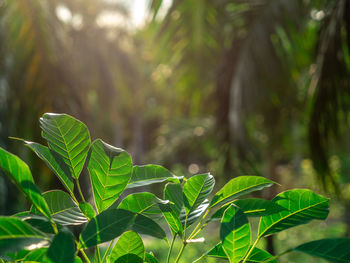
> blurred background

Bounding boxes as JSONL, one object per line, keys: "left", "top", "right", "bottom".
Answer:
{"left": 1, "top": 0, "right": 350, "bottom": 262}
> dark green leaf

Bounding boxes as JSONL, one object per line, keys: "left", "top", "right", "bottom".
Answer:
{"left": 110, "top": 231, "right": 144, "bottom": 262}
{"left": 164, "top": 183, "right": 183, "bottom": 216}
{"left": 79, "top": 202, "right": 96, "bottom": 220}
{"left": 87, "top": 139, "right": 133, "bottom": 212}
{"left": 79, "top": 209, "right": 135, "bottom": 247}
{"left": 24, "top": 141, "right": 74, "bottom": 195}
{"left": 127, "top": 165, "right": 181, "bottom": 189}
{"left": 114, "top": 254, "right": 143, "bottom": 263}
{"left": 0, "top": 217, "right": 48, "bottom": 255}
{"left": 258, "top": 189, "right": 329, "bottom": 237}
{"left": 294, "top": 238, "right": 350, "bottom": 263}
{"left": 246, "top": 247, "right": 277, "bottom": 263}
{"left": 46, "top": 230, "right": 75, "bottom": 263}
{"left": 144, "top": 252, "right": 159, "bottom": 263}
{"left": 32, "top": 190, "right": 87, "bottom": 226}
{"left": 220, "top": 205, "right": 251, "bottom": 263}
{"left": 40, "top": 113, "right": 90, "bottom": 179}
{"left": 23, "top": 215, "right": 55, "bottom": 233}
{"left": 210, "top": 176, "right": 276, "bottom": 208}
{"left": 206, "top": 243, "right": 227, "bottom": 259}
{"left": 118, "top": 192, "right": 170, "bottom": 215}
{"left": 183, "top": 173, "right": 214, "bottom": 214}
{"left": 131, "top": 214, "right": 167, "bottom": 240}
{"left": 160, "top": 204, "right": 183, "bottom": 236}
{"left": 0, "top": 147, "right": 51, "bottom": 218}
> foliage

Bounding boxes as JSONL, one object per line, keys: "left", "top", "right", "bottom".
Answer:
{"left": 0, "top": 113, "right": 348, "bottom": 263}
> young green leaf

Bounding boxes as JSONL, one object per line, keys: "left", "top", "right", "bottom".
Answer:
{"left": 161, "top": 205, "right": 183, "bottom": 236}
{"left": 0, "top": 217, "right": 49, "bottom": 255}
{"left": 109, "top": 231, "right": 145, "bottom": 262}
{"left": 118, "top": 192, "right": 170, "bottom": 215}
{"left": 79, "top": 209, "right": 135, "bottom": 248}
{"left": 31, "top": 190, "right": 87, "bottom": 226}
{"left": 210, "top": 199, "right": 286, "bottom": 221}
{"left": 87, "top": 139, "right": 133, "bottom": 212}
{"left": 40, "top": 113, "right": 90, "bottom": 179}
{"left": 220, "top": 205, "right": 251, "bottom": 263}
{"left": 127, "top": 165, "right": 181, "bottom": 188}
{"left": 258, "top": 189, "right": 329, "bottom": 237}
{"left": 46, "top": 230, "right": 75, "bottom": 263}
{"left": 0, "top": 147, "right": 51, "bottom": 219}
{"left": 183, "top": 173, "right": 215, "bottom": 214}
{"left": 24, "top": 141, "right": 74, "bottom": 195}
{"left": 144, "top": 252, "right": 159, "bottom": 263}
{"left": 210, "top": 176, "right": 276, "bottom": 208}
{"left": 293, "top": 238, "right": 350, "bottom": 263}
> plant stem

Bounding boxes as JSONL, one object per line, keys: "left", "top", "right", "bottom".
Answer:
{"left": 80, "top": 249, "right": 91, "bottom": 263}
{"left": 166, "top": 235, "right": 176, "bottom": 263}
{"left": 174, "top": 242, "right": 187, "bottom": 263}
{"left": 95, "top": 246, "right": 101, "bottom": 263}
{"left": 192, "top": 254, "right": 205, "bottom": 263}
{"left": 76, "top": 178, "right": 86, "bottom": 202}
{"left": 101, "top": 241, "right": 113, "bottom": 263}
{"left": 241, "top": 236, "right": 261, "bottom": 263}
{"left": 188, "top": 208, "right": 210, "bottom": 240}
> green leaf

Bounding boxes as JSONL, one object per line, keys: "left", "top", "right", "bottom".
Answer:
{"left": 74, "top": 256, "right": 83, "bottom": 263}
{"left": 180, "top": 199, "right": 209, "bottom": 227}
{"left": 23, "top": 215, "right": 56, "bottom": 233}
{"left": 79, "top": 209, "right": 135, "bottom": 248}
{"left": 46, "top": 230, "right": 75, "bottom": 263}
{"left": 40, "top": 113, "right": 91, "bottom": 179}
{"left": 206, "top": 243, "right": 227, "bottom": 259}
{"left": 210, "top": 176, "right": 276, "bottom": 208}
{"left": 210, "top": 199, "right": 286, "bottom": 221}
{"left": 164, "top": 183, "right": 183, "bottom": 216}
{"left": 79, "top": 202, "right": 96, "bottom": 220}
{"left": 118, "top": 192, "right": 170, "bottom": 215}
{"left": 0, "top": 217, "right": 49, "bottom": 255}
{"left": 183, "top": 173, "right": 215, "bottom": 214}
{"left": 32, "top": 190, "right": 87, "bottom": 226}
{"left": 162, "top": 183, "right": 183, "bottom": 235}
{"left": 220, "top": 205, "right": 251, "bottom": 263}
{"left": 87, "top": 139, "right": 133, "bottom": 213}
{"left": 144, "top": 252, "right": 159, "bottom": 263}
{"left": 114, "top": 254, "right": 143, "bottom": 263}
{"left": 15, "top": 248, "right": 48, "bottom": 262}
{"left": 258, "top": 189, "right": 329, "bottom": 237}
{"left": 127, "top": 165, "right": 181, "bottom": 189}
{"left": 24, "top": 141, "right": 74, "bottom": 195}
{"left": 245, "top": 247, "right": 277, "bottom": 263}
{"left": 293, "top": 238, "right": 350, "bottom": 263}
{"left": 0, "top": 147, "right": 51, "bottom": 218}
{"left": 109, "top": 231, "right": 144, "bottom": 262}
{"left": 131, "top": 213, "right": 167, "bottom": 240}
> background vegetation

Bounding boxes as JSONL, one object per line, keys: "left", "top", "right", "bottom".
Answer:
{"left": 1, "top": 0, "right": 350, "bottom": 262}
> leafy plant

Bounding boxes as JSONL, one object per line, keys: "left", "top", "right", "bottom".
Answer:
{"left": 0, "top": 113, "right": 349, "bottom": 263}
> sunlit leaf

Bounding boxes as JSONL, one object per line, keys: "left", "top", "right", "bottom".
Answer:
{"left": 79, "top": 209, "right": 135, "bottom": 248}
{"left": 0, "top": 147, "right": 51, "bottom": 218}
{"left": 245, "top": 247, "right": 277, "bottom": 263}
{"left": 40, "top": 113, "right": 90, "bottom": 179}
{"left": 206, "top": 243, "right": 227, "bottom": 259}
{"left": 15, "top": 248, "right": 48, "bottom": 262}
{"left": 294, "top": 238, "right": 350, "bottom": 263}
{"left": 127, "top": 165, "right": 181, "bottom": 189}
{"left": 24, "top": 141, "right": 74, "bottom": 195}
{"left": 220, "top": 205, "right": 251, "bottom": 263}
{"left": 144, "top": 252, "right": 159, "bottom": 263}
{"left": 87, "top": 139, "right": 133, "bottom": 213}
{"left": 180, "top": 199, "right": 209, "bottom": 227}
{"left": 131, "top": 213, "right": 167, "bottom": 240}
{"left": 258, "top": 189, "right": 329, "bottom": 237}
{"left": 118, "top": 192, "right": 170, "bottom": 215}
{"left": 210, "top": 176, "right": 276, "bottom": 208}
{"left": 162, "top": 183, "right": 183, "bottom": 235}
{"left": 31, "top": 190, "right": 87, "bottom": 226}
{"left": 109, "top": 231, "right": 144, "bottom": 262}
{"left": 114, "top": 254, "right": 143, "bottom": 263}
{"left": 46, "top": 230, "right": 75, "bottom": 263}
{"left": 79, "top": 202, "right": 95, "bottom": 220}
{"left": 183, "top": 173, "right": 214, "bottom": 214}
{"left": 0, "top": 217, "right": 49, "bottom": 255}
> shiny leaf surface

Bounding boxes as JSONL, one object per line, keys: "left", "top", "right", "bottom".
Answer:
{"left": 109, "top": 231, "right": 144, "bottom": 262}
